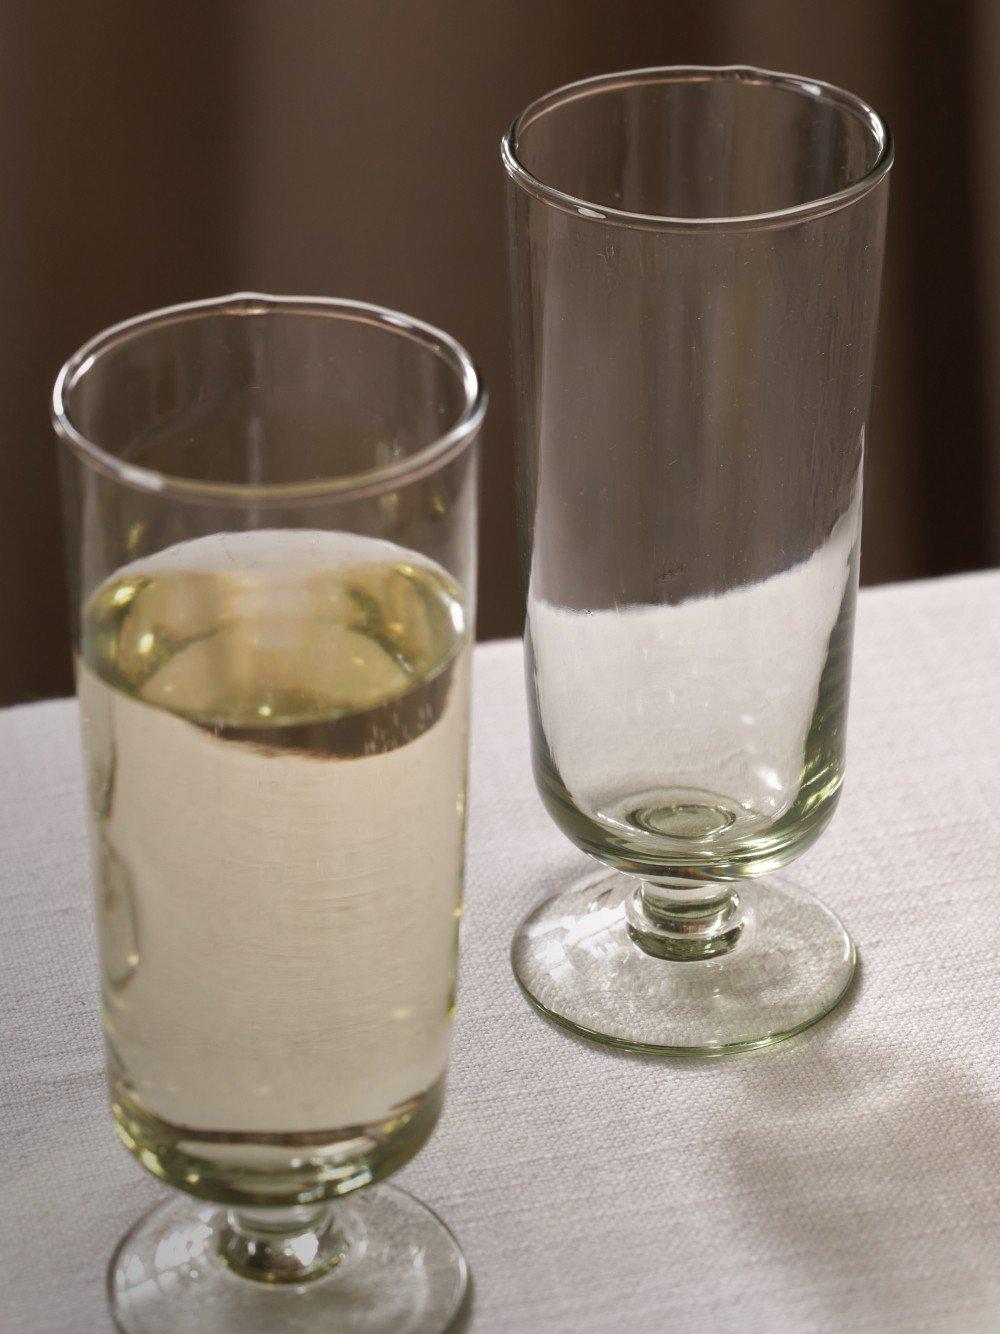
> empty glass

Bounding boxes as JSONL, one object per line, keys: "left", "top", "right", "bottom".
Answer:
{"left": 504, "top": 67, "right": 892, "bottom": 1053}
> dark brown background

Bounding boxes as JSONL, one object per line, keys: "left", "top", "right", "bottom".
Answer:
{"left": 3, "top": 0, "right": 997, "bottom": 704}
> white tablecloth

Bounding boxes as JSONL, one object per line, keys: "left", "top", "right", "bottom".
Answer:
{"left": 3, "top": 570, "right": 1000, "bottom": 1333}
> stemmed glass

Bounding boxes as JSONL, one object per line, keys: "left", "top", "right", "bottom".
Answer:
{"left": 504, "top": 67, "right": 892, "bottom": 1053}
{"left": 54, "top": 295, "right": 484, "bottom": 1330}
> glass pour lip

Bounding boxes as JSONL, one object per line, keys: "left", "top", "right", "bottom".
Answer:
{"left": 502, "top": 64, "right": 894, "bottom": 232}
{"left": 52, "top": 293, "right": 487, "bottom": 507}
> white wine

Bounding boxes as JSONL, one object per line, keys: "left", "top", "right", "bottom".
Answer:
{"left": 77, "top": 530, "right": 470, "bottom": 1204}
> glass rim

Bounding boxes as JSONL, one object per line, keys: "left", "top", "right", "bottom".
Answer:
{"left": 52, "top": 293, "right": 487, "bottom": 506}
{"left": 501, "top": 64, "right": 894, "bottom": 232}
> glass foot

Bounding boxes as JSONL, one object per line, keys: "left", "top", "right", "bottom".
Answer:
{"left": 511, "top": 871, "right": 855, "bottom": 1055}
{"left": 109, "top": 1184, "right": 467, "bottom": 1333}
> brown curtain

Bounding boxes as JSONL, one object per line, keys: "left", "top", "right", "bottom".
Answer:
{"left": 1, "top": 0, "right": 994, "bottom": 704}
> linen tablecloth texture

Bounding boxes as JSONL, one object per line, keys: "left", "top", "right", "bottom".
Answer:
{"left": 3, "top": 571, "right": 999, "bottom": 1334}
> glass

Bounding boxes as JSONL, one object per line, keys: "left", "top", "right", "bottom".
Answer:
{"left": 54, "top": 294, "right": 484, "bottom": 1331}
{"left": 504, "top": 67, "right": 892, "bottom": 1054}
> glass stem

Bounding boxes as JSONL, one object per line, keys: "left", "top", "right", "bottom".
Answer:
{"left": 219, "top": 1203, "right": 349, "bottom": 1284}
{"left": 625, "top": 880, "right": 744, "bottom": 961}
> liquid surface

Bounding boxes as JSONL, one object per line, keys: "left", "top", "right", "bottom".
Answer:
{"left": 78, "top": 530, "right": 469, "bottom": 1203}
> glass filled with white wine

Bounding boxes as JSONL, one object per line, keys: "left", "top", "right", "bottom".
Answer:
{"left": 504, "top": 68, "right": 892, "bottom": 1054}
{"left": 54, "top": 294, "right": 484, "bottom": 1332}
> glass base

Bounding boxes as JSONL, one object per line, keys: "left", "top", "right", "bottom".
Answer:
{"left": 511, "top": 871, "right": 855, "bottom": 1055}
{"left": 108, "top": 1184, "right": 467, "bottom": 1333}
